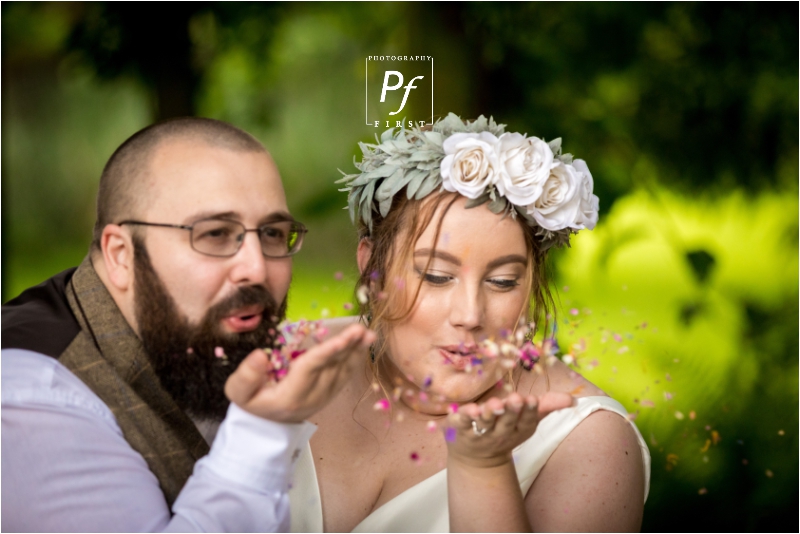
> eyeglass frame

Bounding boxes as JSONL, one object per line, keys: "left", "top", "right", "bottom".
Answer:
{"left": 117, "top": 218, "right": 308, "bottom": 258}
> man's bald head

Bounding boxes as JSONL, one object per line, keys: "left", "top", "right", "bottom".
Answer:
{"left": 92, "top": 117, "right": 267, "bottom": 250}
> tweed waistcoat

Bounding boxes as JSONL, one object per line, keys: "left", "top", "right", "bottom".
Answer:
{"left": 2, "top": 257, "right": 210, "bottom": 506}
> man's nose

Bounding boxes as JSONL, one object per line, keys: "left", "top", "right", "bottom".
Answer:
{"left": 229, "top": 231, "right": 271, "bottom": 285}
{"left": 449, "top": 282, "right": 484, "bottom": 332}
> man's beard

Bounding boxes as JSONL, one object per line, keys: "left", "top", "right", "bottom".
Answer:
{"left": 132, "top": 237, "right": 287, "bottom": 420}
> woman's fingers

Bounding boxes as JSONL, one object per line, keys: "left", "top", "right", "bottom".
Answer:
{"left": 493, "top": 393, "right": 525, "bottom": 433}
{"left": 537, "top": 391, "right": 574, "bottom": 418}
{"left": 515, "top": 395, "right": 540, "bottom": 430}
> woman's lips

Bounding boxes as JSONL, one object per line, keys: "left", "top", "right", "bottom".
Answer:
{"left": 222, "top": 306, "right": 264, "bottom": 333}
{"left": 439, "top": 347, "right": 476, "bottom": 371}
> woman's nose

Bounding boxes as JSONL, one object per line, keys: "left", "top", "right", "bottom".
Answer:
{"left": 449, "top": 282, "right": 484, "bottom": 331}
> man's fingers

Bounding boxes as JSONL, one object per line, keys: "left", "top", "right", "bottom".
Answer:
{"left": 297, "top": 323, "right": 373, "bottom": 369}
{"left": 225, "top": 349, "right": 272, "bottom": 407}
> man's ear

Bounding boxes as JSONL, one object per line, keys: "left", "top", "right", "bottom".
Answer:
{"left": 356, "top": 238, "right": 373, "bottom": 275}
{"left": 101, "top": 225, "right": 135, "bottom": 292}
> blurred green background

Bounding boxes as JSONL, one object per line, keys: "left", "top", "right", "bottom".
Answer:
{"left": 2, "top": 3, "right": 797, "bottom": 531}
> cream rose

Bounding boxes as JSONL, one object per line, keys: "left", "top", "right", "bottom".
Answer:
{"left": 440, "top": 132, "right": 500, "bottom": 199}
{"left": 495, "top": 133, "right": 555, "bottom": 206}
{"left": 527, "top": 162, "right": 582, "bottom": 231}
{"left": 572, "top": 159, "right": 599, "bottom": 230}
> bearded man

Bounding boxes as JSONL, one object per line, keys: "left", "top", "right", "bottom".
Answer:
{"left": 1, "top": 118, "right": 374, "bottom": 531}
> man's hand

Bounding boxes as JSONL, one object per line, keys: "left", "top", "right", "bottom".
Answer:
{"left": 225, "top": 323, "right": 375, "bottom": 423}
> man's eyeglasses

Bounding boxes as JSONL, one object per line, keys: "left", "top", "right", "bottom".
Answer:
{"left": 118, "top": 218, "right": 308, "bottom": 258}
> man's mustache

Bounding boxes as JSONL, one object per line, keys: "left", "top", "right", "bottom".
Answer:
{"left": 202, "top": 285, "right": 280, "bottom": 328}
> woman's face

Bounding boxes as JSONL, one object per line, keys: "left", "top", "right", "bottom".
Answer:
{"left": 383, "top": 196, "right": 530, "bottom": 404}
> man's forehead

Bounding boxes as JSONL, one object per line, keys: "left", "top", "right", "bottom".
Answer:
{"left": 143, "top": 138, "right": 287, "bottom": 221}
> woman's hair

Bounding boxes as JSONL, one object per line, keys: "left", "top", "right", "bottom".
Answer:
{"left": 355, "top": 189, "right": 556, "bottom": 371}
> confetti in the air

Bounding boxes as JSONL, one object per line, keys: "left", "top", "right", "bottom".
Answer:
{"left": 357, "top": 285, "right": 369, "bottom": 304}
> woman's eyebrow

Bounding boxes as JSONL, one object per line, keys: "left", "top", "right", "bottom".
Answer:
{"left": 414, "top": 248, "right": 461, "bottom": 266}
{"left": 486, "top": 254, "right": 528, "bottom": 270}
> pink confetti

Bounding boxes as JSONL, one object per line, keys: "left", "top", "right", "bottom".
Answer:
{"left": 570, "top": 308, "right": 579, "bottom": 316}
{"left": 448, "top": 403, "right": 459, "bottom": 414}
{"left": 410, "top": 452, "right": 419, "bottom": 461}
{"left": 343, "top": 303, "right": 353, "bottom": 310}
{"left": 427, "top": 421, "right": 438, "bottom": 432}
{"left": 373, "top": 399, "right": 390, "bottom": 411}
{"left": 214, "top": 347, "right": 225, "bottom": 358}
{"left": 334, "top": 271, "right": 344, "bottom": 280}
{"left": 186, "top": 347, "right": 194, "bottom": 354}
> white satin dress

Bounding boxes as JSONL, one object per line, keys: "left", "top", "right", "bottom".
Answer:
{"left": 290, "top": 396, "right": 651, "bottom": 532}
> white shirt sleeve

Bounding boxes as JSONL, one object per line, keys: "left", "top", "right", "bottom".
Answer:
{"left": 1, "top": 349, "right": 316, "bottom": 532}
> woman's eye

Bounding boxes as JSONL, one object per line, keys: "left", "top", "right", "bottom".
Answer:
{"left": 488, "top": 278, "right": 519, "bottom": 289}
{"left": 418, "top": 271, "right": 452, "bottom": 285}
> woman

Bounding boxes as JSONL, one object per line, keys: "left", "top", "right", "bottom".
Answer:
{"left": 289, "top": 114, "right": 650, "bottom": 532}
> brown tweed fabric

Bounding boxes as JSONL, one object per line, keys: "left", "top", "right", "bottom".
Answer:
{"left": 60, "top": 257, "right": 209, "bottom": 506}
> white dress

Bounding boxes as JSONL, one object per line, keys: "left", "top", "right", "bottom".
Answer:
{"left": 290, "top": 396, "right": 651, "bottom": 533}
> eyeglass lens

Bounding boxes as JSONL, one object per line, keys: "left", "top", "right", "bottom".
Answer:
{"left": 190, "top": 219, "right": 304, "bottom": 257}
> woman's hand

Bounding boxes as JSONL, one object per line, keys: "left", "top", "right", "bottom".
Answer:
{"left": 444, "top": 391, "right": 574, "bottom": 533}
{"left": 445, "top": 391, "right": 574, "bottom": 468}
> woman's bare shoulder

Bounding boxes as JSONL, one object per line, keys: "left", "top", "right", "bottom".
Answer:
{"left": 525, "top": 406, "right": 645, "bottom": 531}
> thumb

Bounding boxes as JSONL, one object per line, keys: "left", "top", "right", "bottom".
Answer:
{"left": 537, "top": 391, "right": 574, "bottom": 417}
{"left": 225, "top": 348, "right": 273, "bottom": 407}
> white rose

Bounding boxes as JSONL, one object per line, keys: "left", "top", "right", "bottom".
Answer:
{"left": 440, "top": 132, "right": 500, "bottom": 199}
{"left": 495, "top": 133, "right": 555, "bottom": 206}
{"left": 527, "top": 161, "right": 582, "bottom": 231}
{"left": 572, "top": 159, "right": 599, "bottom": 230}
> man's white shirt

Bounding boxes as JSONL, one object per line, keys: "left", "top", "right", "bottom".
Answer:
{"left": 1, "top": 348, "right": 316, "bottom": 532}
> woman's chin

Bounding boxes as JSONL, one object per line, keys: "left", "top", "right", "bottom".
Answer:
{"left": 426, "top": 374, "right": 500, "bottom": 405}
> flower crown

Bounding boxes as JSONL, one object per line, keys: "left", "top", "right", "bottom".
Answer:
{"left": 337, "top": 113, "right": 599, "bottom": 249}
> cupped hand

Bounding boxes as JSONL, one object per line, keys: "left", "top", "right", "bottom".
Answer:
{"left": 225, "top": 323, "right": 376, "bottom": 423}
{"left": 445, "top": 391, "right": 574, "bottom": 469}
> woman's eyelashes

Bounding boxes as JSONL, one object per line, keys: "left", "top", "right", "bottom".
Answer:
{"left": 415, "top": 268, "right": 520, "bottom": 290}
{"left": 417, "top": 270, "right": 453, "bottom": 286}
{"left": 487, "top": 278, "right": 520, "bottom": 290}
